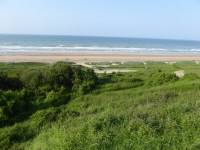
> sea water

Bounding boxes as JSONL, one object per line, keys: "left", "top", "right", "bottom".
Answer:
{"left": 1, "top": 34, "right": 200, "bottom": 55}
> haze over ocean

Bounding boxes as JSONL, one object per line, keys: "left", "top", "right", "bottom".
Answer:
{"left": 1, "top": 34, "right": 200, "bottom": 55}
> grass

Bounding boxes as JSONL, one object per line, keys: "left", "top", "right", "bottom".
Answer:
{"left": 85, "top": 62, "right": 112, "bottom": 65}
{"left": 3, "top": 80, "right": 200, "bottom": 149}
{"left": 1, "top": 61, "right": 200, "bottom": 149}
{"left": 123, "top": 61, "right": 144, "bottom": 66}
{"left": 0, "top": 62, "right": 49, "bottom": 71}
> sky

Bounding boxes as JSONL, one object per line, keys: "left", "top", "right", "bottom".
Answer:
{"left": 0, "top": 0, "right": 200, "bottom": 40}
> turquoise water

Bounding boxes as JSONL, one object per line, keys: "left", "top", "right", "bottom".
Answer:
{"left": 1, "top": 34, "right": 200, "bottom": 54}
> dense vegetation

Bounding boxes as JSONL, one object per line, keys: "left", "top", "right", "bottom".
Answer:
{"left": 0, "top": 62, "right": 96, "bottom": 128}
{"left": 1, "top": 61, "right": 200, "bottom": 149}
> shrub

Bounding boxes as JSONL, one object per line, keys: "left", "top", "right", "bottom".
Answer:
{"left": 0, "top": 62, "right": 97, "bottom": 128}
{"left": 0, "top": 89, "right": 33, "bottom": 126}
{"left": 45, "top": 87, "right": 70, "bottom": 106}
{"left": 146, "top": 73, "right": 179, "bottom": 86}
{"left": 154, "top": 73, "right": 179, "bottom": 85}
{"left": 0, "top": 72, "right": 22, "bottom": 90}
{"left": 20, "top": 70, "right": 49, "bottom": 89}
{"left": 182, "top": 73, "right": 199, "bottom": 81}
{"left": 20, "top": 62, "right": 97, "bottom": 94}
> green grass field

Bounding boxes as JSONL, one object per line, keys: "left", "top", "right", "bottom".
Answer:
{"left": 1, "top": 61, "right": 200, "bottom": 149}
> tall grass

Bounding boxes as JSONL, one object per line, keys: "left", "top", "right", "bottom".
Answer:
{"left": 25, "top": 81, "right": 200, "bottom": 149}
{"left": 1, "top": 61, "right": 200, "bottom": 149}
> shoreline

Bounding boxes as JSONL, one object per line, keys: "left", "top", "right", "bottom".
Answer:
{"left": 1, "top": 51, "right": 200, "bottom": 63}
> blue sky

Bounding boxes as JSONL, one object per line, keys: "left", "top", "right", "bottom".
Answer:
{"left": 0, "top": 0, "right": 200, "bottom": 40}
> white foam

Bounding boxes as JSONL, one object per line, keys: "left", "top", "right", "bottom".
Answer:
{"left": 0, "top": 46, "right": 168, "bottom": 51}
{"left": 0, "top": 46, "right": 200, "bottom": 54}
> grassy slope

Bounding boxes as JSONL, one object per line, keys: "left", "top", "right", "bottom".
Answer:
{"left": 1, "top": 61, "right": 200, "bottom": 149}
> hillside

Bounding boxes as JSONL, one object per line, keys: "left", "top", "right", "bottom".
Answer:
{"left": 1, "top": 61, "right": 200, "bottom": 149}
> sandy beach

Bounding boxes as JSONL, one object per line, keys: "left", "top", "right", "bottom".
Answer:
{"left": 1, "top": 51, "right": 200, "bottom": 63}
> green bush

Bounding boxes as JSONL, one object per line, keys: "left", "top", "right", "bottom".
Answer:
{"left": 147, "top": 73, "right": 179, "bottom": 86}
{"left": 0, "top": 89, "right": 33, "bottom": 126}
{"left": 182, "top": 73, "right": 199, "bottom": 80}
{"left": 0, "top": 72, "right": 22, "bottom": 90}
{"left": 0, "top": 62, "right": 97, "bottom": 128}
{"left": 20, "top": 70, "right": 49, "bottom": 89}
{"left": 45, "top": 86, "right": 70, "bottom": 106}
{"left": 20, "top": 62, "right": 97, "bottom": 93}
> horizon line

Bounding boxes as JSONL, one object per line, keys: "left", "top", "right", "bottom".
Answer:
{"left": 0, "top": 33, "right": 200, "bottom": 42}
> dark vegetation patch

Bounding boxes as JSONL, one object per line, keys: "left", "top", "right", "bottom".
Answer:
{"left": 0, "top": 62, "right": 97, "bottom": 128}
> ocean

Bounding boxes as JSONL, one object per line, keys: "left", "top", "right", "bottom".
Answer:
{"left": 1, "top": 34, "right": 200, "bottom": 55}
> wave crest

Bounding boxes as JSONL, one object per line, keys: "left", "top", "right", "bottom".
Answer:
{"left": 0, "top": 46, "right": 200, "bottom": 54}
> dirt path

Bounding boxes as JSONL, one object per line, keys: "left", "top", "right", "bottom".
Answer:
{"left": 75, "top": 63, "right": 137, "bottom": 74}
{"left": 76, "top": 63, "right": 93, "bottom": 68}
{"left": 94, "top": 69, "right": 137, "bottom": 74}
{"left": 174, "top": 70, "right": 185, "bottom": 78}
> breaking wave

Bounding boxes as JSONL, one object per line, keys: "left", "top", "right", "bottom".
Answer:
{"left": 0, "top": 46, "right": 200, "bottom": 53}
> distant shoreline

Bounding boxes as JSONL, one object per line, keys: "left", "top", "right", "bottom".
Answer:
{"left": 1, "top": 51, "right": 200, "bottom": 63}
{"left": 2, "top": 51, "right": 200, "bottom": 56}
{"left": 1, "top": 34, "right": 200, "bottom": 54}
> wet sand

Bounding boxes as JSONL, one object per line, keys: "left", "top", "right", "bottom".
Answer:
{"left": 1, "top": 51, "right": 200, "bottom": 63}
